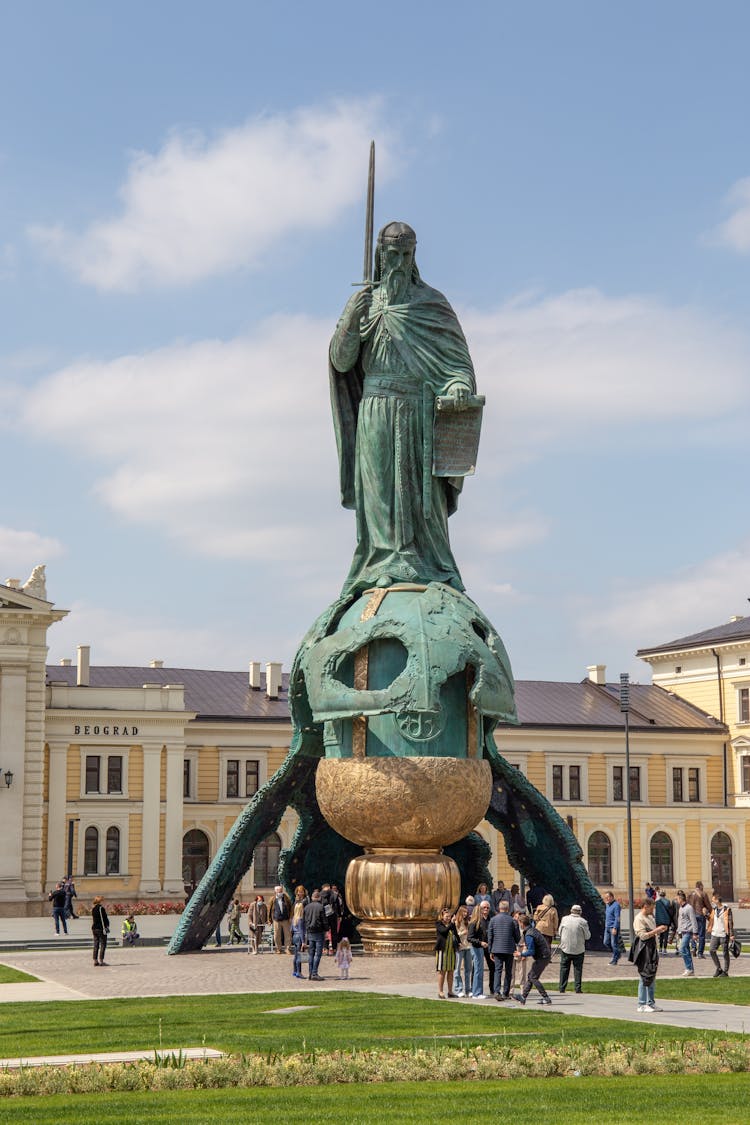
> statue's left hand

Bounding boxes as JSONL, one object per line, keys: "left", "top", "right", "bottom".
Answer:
{"left": 448, "top": 384, "right": 471, "bottom": 408}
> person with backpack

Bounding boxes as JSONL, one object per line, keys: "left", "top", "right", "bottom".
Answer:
{"left": 654, "top": 890, "right": 675, "bottom": 952}
{"left": 707, "top": 893, "right": 734, "bottom": 978}
{"left": 512, "top": 913, "right": 552, "bottom": 1005}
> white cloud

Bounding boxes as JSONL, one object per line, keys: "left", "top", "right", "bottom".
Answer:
{"left": 577, "top": 544, "right": 750, "bottom": 659}
{"left": 0, "top": 528, "right": 65, "bottom": 577}
{"left": 706, "top": 177, "right": 750, "bottom": 253}
{"left": 11, "top": 288, "right": 750, "bottom": 575}
{"left": 460, "top": 288, "right": 750, "bottom": 477}
{"left": 29, "top": 100, "right": 394, "bottom": 291}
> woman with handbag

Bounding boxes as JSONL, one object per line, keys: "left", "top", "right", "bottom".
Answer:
{"left": 452, "top": 904, "right": 473, "bottom": 997}
{"left": 708, "top": 894, "right": 734, "bottom": 977}
{"left": 533, "top": 894, "right": 559, "bottom": 941}
{"left": 434, "top": 907, "right": 460, "bottom": 999}
{"left": 630, "top": 898, "right": 668, "bottom": 1012}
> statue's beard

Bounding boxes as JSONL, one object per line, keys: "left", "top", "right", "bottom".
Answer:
{"left": 383, "top": 268, "right": 408, "bottom": 304}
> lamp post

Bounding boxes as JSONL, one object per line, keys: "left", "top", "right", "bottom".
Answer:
{"left": 620, "top": 673, "right": 636, "bottom": 944}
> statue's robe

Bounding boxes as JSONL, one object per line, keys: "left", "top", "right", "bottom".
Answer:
{"left": 330, "top": 278, "right": 475, "bottom": 596}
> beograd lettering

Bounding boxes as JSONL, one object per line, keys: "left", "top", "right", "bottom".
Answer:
{"left": 73, "top": 724, "right": 139, "bottom": 737}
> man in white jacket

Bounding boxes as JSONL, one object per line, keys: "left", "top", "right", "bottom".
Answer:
{"left": 557, "top": 905, "right": 591, "bottom": 994}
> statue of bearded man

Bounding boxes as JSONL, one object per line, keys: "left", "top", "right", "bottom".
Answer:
{"left": 330, "top": 221, "right": 477, "bottom": 596}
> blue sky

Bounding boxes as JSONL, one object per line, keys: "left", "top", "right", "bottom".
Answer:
{"left": 2, "top": 2, "right": 750, "bottom": 683}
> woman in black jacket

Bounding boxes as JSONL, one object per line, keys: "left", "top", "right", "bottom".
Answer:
{"left": 468, "top": 900, "right": 493, "bottom": 997}
{"left": 91, "top": 896, "right": 110, "bottom": 966}
{"left": 434, "top": 907, "right": 460, "bottom": 999}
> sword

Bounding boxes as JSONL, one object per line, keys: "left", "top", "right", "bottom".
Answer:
{"left": 352, "top": 141, "right": 375, "bottom": 286}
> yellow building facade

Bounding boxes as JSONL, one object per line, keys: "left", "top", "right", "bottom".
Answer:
{"left": 1, "top": 574, "right": 747, "bottom": 913}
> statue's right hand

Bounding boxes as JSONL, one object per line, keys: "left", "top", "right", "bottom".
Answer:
{"left": 342, "top": 285, "right": 372, "bottom": 329}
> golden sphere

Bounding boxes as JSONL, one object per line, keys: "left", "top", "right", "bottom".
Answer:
{"left": 315, "top": 755, "right": 492, "bottom": 849}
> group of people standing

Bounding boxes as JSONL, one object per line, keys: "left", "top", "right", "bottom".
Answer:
{"left": 225, "top": 882, "right": 352, "bottom": 981}
{"left": 434, "top": 882, "right": 591, "bottom": 1005}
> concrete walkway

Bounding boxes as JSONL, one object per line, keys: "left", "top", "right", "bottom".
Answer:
{"left": 1, "top": 940, "right": 749, "bottom": 1035}
{"left": 0, "top": 1047, "right": 223, "bottom": 1069}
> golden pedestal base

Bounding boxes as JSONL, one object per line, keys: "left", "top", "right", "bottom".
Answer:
{"left": 345, "top": 849, "right": 460, "bottom": 955}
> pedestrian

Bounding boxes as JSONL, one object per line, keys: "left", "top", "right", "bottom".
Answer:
{"left": 468, "top": 900, "right": 492, "bottom": 998}
{"left": 654, "top": 890, "right": 674, "bottom": 952}
{"left": 533, "top": 894, "right": 559, "bottom": 942}
{"left": 452, "top": 903, "right": 472, "bottom": 997}
{"left": 689, "top": 881, "right": 711, "bottom": 959}
{"left": 63, "top": 877, "right": 78, "bottom": 919}
{"left": 334, "top": 936, "right": 353, "bottom": 979}
{"left": 320, "top": 882, "right": 341, "bottom": 954}
{"left": 707, "top": 893, "right": 734, "bottom": 978}
{"left": 557, "top": 905, "right": 591, "bottom": 994}
{"left": 510, "top": 884, "right": 525, "bottom": 914}
{"left": 91, "top": 896, "right": 110, "bottom": 966}
{"left": 271, "top": 885, "right": 293, "bottom": 954}
{"left": 511, "top": 905, "right": 528, "bottom": 991}
{"left": 630, "top": 898, "right": 668, "bottom": 1012}
{"left": 474, "top": 883, "right": 493, "bottom": 913}
{"left": 434, "top": 907, "right": 459, "bottom": 999}
{"left": 121, "top": 914, "right": 139, "bottom": 946}
{"left": 291, "top": 900, "right": 306, "bottom": 978}
{"left": 228, "top": 897, "right": 245, "bottom": 944}
{"left": 604, "top": 891, "right": 622, "bottom": 964}
{"left": 488, "top": 901, "right": 520, "bottom": 1001}
{"left": 512, "top": 912, "right": 552, "bottom": 1005}
{"left": 303, "top": 889, "right": 327, "bottom": 980}
{"left": 676, "top": 891, "right": 698, "bottom": 976}
{"left": 47, "top": 882, "right": 68, "bottom": 936}
{"left": 491, "top": 880, "right": 512, "bottom": 913}
{"left": 247, "top": 894, "right": 268, "bottom": 954}
{"left": 644, "top": 881, "right": 656, "bottom": 902}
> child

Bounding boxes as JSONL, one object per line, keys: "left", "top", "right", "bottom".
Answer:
{"left": 334, "top": 936, "right": 352, "bottom": 979}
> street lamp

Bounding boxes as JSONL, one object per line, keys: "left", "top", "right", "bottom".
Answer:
{"left": 620, "top": 673, "right": 636, "bottom": 945}
{"left": 67, "top": 817, "right": 80, "bottom": 879}
{"left": 2, "top": 769, "right": 13, "bottom": 789}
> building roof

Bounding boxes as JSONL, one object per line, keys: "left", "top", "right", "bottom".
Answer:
{"left": 45, "top": 665, "right": 290, "bottom": 722}
{"left": 46, "top": 664, "right": 724, "bottom": 733}
{"left": 636, "top": 615, "right": 750, "bottom": 657}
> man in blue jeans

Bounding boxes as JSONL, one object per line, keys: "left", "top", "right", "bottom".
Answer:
{"left": 48, "top": 882, "right": 68, "bottom": 936}
{"left": 303, "top": 890, "right": 327, "bottom": 980}
{"left": 603, "top": 891, "right": 622, "bottom": 964}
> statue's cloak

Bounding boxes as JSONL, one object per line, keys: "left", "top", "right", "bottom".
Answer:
{"left": 329, "top": 279, "right": 475, "bottom": 517}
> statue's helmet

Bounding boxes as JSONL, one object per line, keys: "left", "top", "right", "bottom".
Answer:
{"left": 377, "top": 221, "right": 417, "bottom": 248}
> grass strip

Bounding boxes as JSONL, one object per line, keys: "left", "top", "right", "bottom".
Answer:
{"left": 0, "top": 966, "right": 38, "bottom": 985}
{"left": 0, "top": 991, "right": 735, "bottom": 1058}
{"left": 585, "top": 976, "right": 750, "bottom": 1007}
{"left": 1, "top": 1074, "right": 748, "bottom": 1122}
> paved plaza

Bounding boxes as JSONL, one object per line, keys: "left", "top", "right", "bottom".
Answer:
{"left": 1, "top": 914, "right": 749, "bottom": 1035}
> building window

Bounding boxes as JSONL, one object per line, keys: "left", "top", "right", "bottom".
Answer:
{"left": 107, "top": 755, "right": 122, "bottom": 794}
{"left": 613, "top": 765, "right": 641, "bottom": 802}
{"left": 569, "top": 765, "right": 581, "bottom": 802}
{"left": 184, "top": 759, "right": 192, "bottom": 799}
{"left": 84, "top": 826, "right": 99, "bottom": 875}
{"left": 106, "top": 826, "right": 120, "bottom": 874}
{"left": 739, "top": 688, "right": 749, "bottom": 724}
{"left": 226, "top": 760, "right": 240, "bottom": 798}
{"left": 650, "top": 831, "right": 673, "bottom": 885}
{"left": 688, "top": 767, "right": 700, "bottom": 802}
{"left": 675, "top": 665, "right": 682, "bottom": 674}
{"left": 85, "top": 755, "right": 100, "bottom": 794}
{"left": 182, "top": 829, "right": 210, "bottom": 890}
{"left": 254, "top": 832, "right": 281, "bottom": 886}
{"left": 743, "top": 757, "right": 750, "bottom": 793}
{"left": 245, "top": 760, "right": 260, "bottom": 796}
{"left": 552, "top": 764, "right": 563, "bottom": 801}
{"left": 587, "top": 831, "right": 611, "bottom": 884}
{"left": 672, "top": 767, "right": 683, "bottom": 802}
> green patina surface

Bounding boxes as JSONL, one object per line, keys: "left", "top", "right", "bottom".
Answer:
{"left": 168, "top": 220, "right": 605, "bottom": 954}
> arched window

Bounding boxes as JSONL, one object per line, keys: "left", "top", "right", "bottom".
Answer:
{"left": 106, "top": 827, "right": 120, "bottom": 875}
{"left": 587, "top": 831, "right": 612, "bottom": 885}
{"left": 182, "top": 829, "right": 210, "bottom": 890}
{"left": 650, "top": 831, "right": 673, "bottom": 885}
{"left": 84, "top": 826, "right": 99, "bottom": 875}
{"left": 710, "top": 831, "right": 734, "bottom": 901}
{"left": 254, "top": 832, "right": 282, "bottom": 887}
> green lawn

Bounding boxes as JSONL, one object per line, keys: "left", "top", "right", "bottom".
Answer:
{"left": 0, "top": 964, "right": 38, "bottom": 985}
{"left": 0, "top": 991, "right": 736, "bottom": 1060}
{"left": 1, "top": 1075, "right": 748, "bottom": 1122}
{"left": 586, "top": 976, "right": 750, "bottom": 1006}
